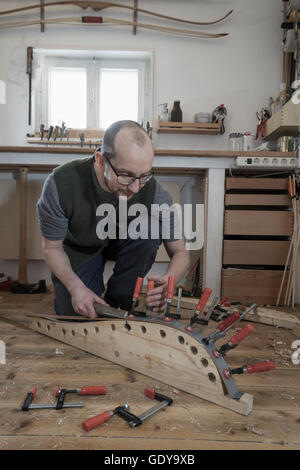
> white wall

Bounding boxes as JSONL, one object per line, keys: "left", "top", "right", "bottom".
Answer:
{"left": 0, "top": 0, "right": 282, "bottom": 148}
{"left": 0, "top": 0, "right": 283, "bottom": 288}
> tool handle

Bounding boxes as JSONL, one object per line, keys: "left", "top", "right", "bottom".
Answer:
{"left": 218, "top": 297, "right": 228, "bottom": 306}
{"left": 195, "top": 288, "right": 212, "bottom": 313}
{"left": 133, "top": 277, "right": 143, "bottom": 299}
{"left": 166, "top": 276, "right": 176, "bottom": 300}
{"left": 82, "top": 410, "right": 112, "bottom": 431}
{"left": 80, "top": 386, "right": 107, "bottom": 396}
{"left": 144, "top": 388, "right": 156, "bottom": 400}
{"left": 147, "top": 280, "right": 155, "bottom": 292}
{"left": 247, "top": 361, "right": 276, "bottom": 374}
{"left": 219, "top": 311, "right": 240, "bottom": 332}
{"left": 230, "top": 324, "right": 254, "bottom": 345}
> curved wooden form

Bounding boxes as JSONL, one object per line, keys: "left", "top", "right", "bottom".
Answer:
{"left": 29, "top": 311, "right": 253, "bottom": 416}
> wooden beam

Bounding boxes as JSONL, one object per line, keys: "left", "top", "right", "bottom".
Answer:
{"left": 40, "top": 0, "right": 45, "bottom": 32}
{"left": 133, "top": 0, "right": 137, "bottom": 34}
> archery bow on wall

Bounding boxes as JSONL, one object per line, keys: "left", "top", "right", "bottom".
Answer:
{"left": 0, "top": 1, "right": 233, "bottom": 39}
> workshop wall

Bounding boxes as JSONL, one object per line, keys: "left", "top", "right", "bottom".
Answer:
{"left": 0, "top": 0, "right": 282, "bottom": 148}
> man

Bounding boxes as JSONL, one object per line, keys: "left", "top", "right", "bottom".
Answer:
{"left": 37, "top": 120, "right": 190, "bottom": 319}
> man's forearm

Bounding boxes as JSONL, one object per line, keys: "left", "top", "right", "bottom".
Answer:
{"left": 163, "top": 251, "right": 190, "bottom": 283}
{"left": 43, "top": 244, "right": 84, "bottom": 294}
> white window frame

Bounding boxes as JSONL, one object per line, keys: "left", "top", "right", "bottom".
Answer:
{"left": 36, "top": 52, "right": 152, "bottom": 131}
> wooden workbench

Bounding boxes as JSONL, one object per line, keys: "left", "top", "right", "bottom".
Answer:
{"left": 0, "top": 292, "right": 300, "bottom": 450}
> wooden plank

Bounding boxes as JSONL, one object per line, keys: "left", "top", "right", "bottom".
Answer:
{"left": 226, "top": 177, "right": 289, "bottom": 190}
{"left": 245, "top": 307, "right": 300, "bottom": 329}
{"left": 224, "top": 210, "right": 293, "bottom": 236}
{"left": 225, "top": 193, "right": 291, "bottom": 206}
{"left": 223, "top": 240, "right": 291, "bottom": 265}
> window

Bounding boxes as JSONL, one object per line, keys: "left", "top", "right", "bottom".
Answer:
{"left": 36, "top": 51, "right": 152, "bottom": 132}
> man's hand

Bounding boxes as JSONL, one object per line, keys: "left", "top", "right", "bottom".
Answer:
{"left": 146, "top": 275, "right": 168, "bottom": 312}
{"left": 70, "top": 284, "right": 108, "bottom": 319}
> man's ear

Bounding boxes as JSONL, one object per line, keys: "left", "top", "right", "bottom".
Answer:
{"left": 94, "top": 151, "right": 105, "bottom": 169}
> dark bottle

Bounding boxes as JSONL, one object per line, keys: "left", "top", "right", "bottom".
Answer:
{"left": 171, "top": 100, "right": 182, "bottom": 122}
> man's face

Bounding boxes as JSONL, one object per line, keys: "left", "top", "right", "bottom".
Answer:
{"left": 103, "top": 130, "right": 154, "bottom": 199}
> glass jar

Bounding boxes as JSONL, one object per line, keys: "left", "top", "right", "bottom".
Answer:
{"left": 228, "top": 132, "right": 244, "bottom": 151}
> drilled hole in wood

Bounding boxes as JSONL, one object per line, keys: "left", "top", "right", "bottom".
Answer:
{"left": 94, "top": 326, "right": 99, "bottom": 334}
{"left": 62, "top": 329, "right": 66, "bottom": 336}
{"left": 71, "top": 330, "right": 75, "bottom": 336}
{"left": 36, "top": 322, "right": 41, "bottom": 328}
{"left": 178, "top": 336, "right": 185, "bottom": 344}
{"left": 160, "top": 330, "right": 166, "bottom": 338}
{"left": 141, "top": 326, "right": 147, "bottom": 334}
{"left": 47, "top": 325, "right": 51, "bottom": 331}
{"left": 191, "top": 346, "right": 198, "bottom": 355}
{"left": 83, "top": 329, "right": 88, "bottom": 335}
{"left": 124, "top": 323, "right": 131, "bottom": 331}
{"left": 114, "top": 351, "right": 120, "bottom": 357}
{"left": 201, "top": 358, "right": 209, "bottom": 367}
{"left": 111, "top": 324, "right": 116, "bottom": 331}
{"left": 208, "top": 373, "right": 216, "bottom": 383}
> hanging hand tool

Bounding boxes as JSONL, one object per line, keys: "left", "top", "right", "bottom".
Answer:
{"left": 53, "top": 125, "right": 60, "bottom": 141}
{"left": 128, "top": 277, "right": 143, "bottom": 318}
{"left": 223, "top": 361, "right": 276, "bottom": 379}
{"left": 21, "top": 387, "right": 85, "bottom": 410}
{"left": 185, "top": 287, "right": 212, "bottom": 332}
{"left": 163, "top": 276, "right": 180, "bottom": 321}
{"left": 146, "top": 280, "right": 155, "bottom": 317}
{"left": 79, "top": 132, "right": 85, "bottom": 147}
{"left": 218, "top": 324, "right": 254, "bottom": 356}
{"left": 26, "top": 46, "right": 33, "bottom": 126}
{"left": 47, "top": 125, "right": 54, "bottom": 140}
{"left": 40, "top": 124, "right": 45, "bottom": 140}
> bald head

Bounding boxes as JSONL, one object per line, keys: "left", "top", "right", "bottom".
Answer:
{"left": 101, "top": 120, "right": 152, "bottom": 158}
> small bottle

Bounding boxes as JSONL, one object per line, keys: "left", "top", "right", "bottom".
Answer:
{"left": 159, "top": 103, "right": 169, "bottom": 122}
{"left": 171, "top": 100, "right": 182, "bottom": 122}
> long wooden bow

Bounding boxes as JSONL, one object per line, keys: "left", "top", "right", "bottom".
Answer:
{"left": 0, "top": 1, "right": 233, "bottom": 26}
{"left": 0, "top": 16, "right": 228, "bottom": 38}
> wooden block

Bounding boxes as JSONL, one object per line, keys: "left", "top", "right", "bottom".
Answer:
{"left": 225, "top": 193, "right": 291, "bottom": 206}
{"left": 224, "top": 210, "right": 293, "bottom": 236}
{"left": 221, "top": 268, "right": 287, "bottom": 305}
{"left": 225, "top": 177, "right": 289, "bottom": 190}
{"left": 223, "top": 240, "right": 290, "bottom": 265}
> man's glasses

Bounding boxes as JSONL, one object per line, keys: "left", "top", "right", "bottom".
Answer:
{"left": 104, "top": 153, "right": 154, "bottom": 186}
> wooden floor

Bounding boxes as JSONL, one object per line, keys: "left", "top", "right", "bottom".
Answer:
{"left": 0, "top": 292, "right": 300, "bottom": 450}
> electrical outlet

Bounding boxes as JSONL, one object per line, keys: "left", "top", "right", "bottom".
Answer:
{"left": 235, "top": 156, "right": 299, "bottom": 168}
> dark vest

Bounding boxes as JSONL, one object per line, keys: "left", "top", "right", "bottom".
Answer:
{"left": 53, "top": 156, "right": 157, "bottom": 270}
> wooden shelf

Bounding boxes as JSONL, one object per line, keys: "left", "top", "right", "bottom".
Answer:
{"left": 157, "top": 116, "right": 221, "bottom": 135}
{"left": 265, "top": 99, "right": 300, "bottom": 140}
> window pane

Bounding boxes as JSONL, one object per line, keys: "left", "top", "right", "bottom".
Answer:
{"left": 48, "top": 68, "right": 87, "bottom": 128}
{"left": 99, "top": 68, "right": 139, "bottom": 129}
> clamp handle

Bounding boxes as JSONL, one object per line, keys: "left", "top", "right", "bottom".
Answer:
{"left": 195, "top": 288, "right": 212, "bottom": 313}
{"left": 166, "top": 276, "right": 176, "bottom": 300}
{"left": 147, "top": 280, "right": 155, "bottom": 292}
{"left": 218, "top": 311, "right": 240, "bottom": 332}
{"left": 247, "top": 361, "right": 276, "bottom": 374}
{"left": 82, "top": 410, "right": 112, "bottom": 431}
{"left": 230, "top": 324, "right": 254, "bottom": 345}
{"left": 133, "top": 277, "right": 143, "bottom": 299}
{"left": 80, "top": 386, "right": 107, "bottom": 396}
